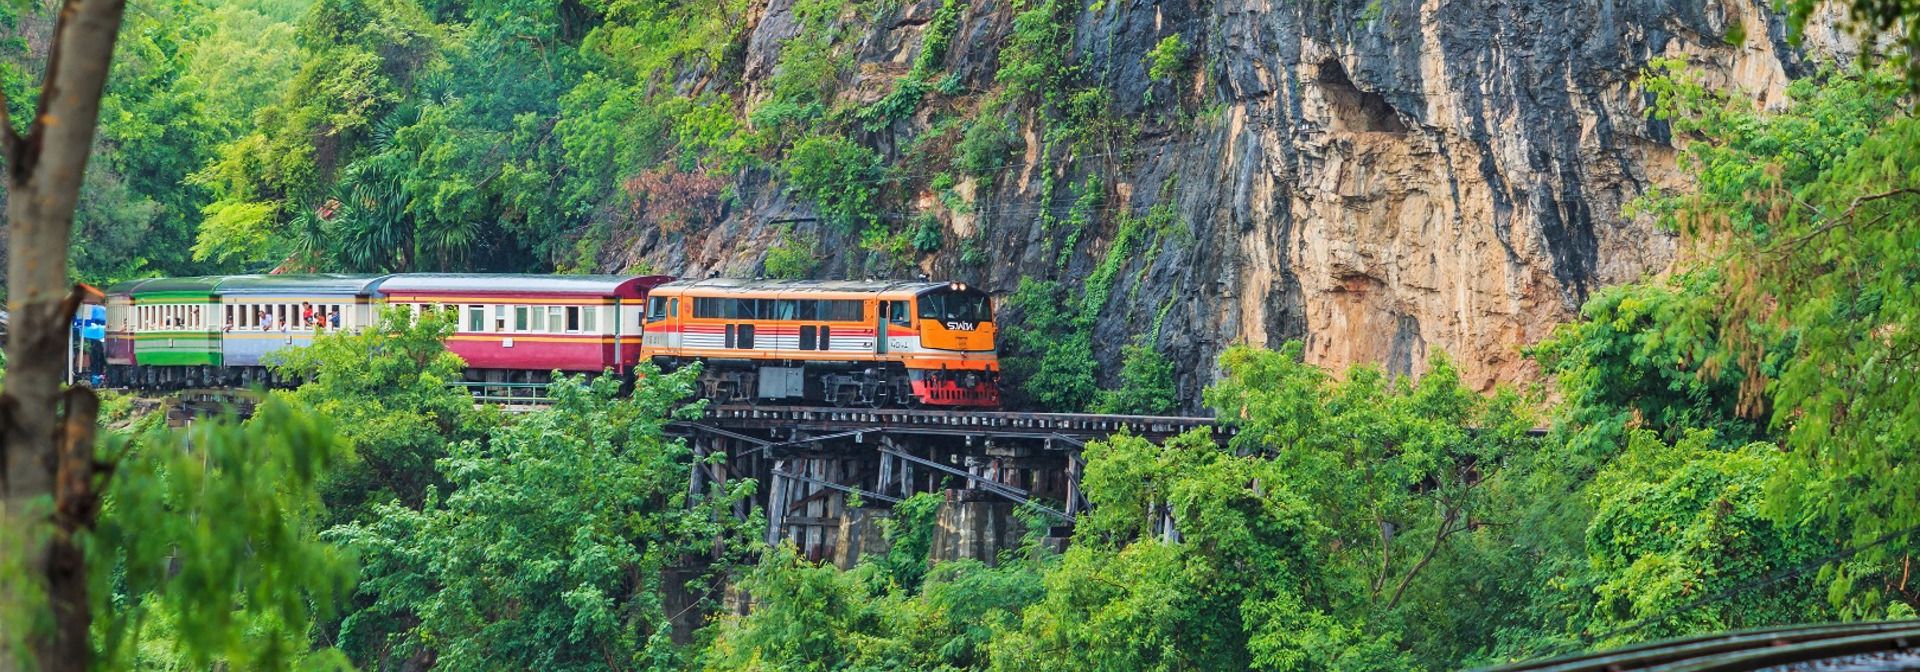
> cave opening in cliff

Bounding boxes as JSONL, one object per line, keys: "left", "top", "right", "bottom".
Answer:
{"left": 1316, "top": 59, "right": 1409, "bottom": 133}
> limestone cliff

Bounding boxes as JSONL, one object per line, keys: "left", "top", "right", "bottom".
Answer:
{"left": 611, "top": 0, "right": 1849, "bottom": 405}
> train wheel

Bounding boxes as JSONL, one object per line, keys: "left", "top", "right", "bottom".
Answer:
{"left": 896, "top": 378, "right": 920, "bottom": 408}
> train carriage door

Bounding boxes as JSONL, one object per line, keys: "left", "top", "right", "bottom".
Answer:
{"left": 874, "top": 301, "right": 888, "bottom": 355}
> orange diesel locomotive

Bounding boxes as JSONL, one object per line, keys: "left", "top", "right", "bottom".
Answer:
{"left": 639, "top": 279, "right": 999, "bottom": 407}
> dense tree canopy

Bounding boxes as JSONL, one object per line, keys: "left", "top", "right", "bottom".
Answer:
{"left": 267, "top": 307, "right": 481, "bottom": 525}
{"left": 329, "top": 371, "right": 755, "bottom": 670}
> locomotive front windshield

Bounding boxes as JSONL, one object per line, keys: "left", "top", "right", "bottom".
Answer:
{"left": 917, "top": 289, "right": 992, "bottom": 324}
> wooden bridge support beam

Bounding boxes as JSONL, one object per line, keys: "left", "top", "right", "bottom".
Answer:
{"left": 675, "top": 407, "right": 1230, "bottom": 567}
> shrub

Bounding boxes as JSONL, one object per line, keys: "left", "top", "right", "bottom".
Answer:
{"left": 783, "top": 134, "right": 881, "bottom": 232}
{"left": 764, "top": 228, "right": 821, "bottom": 278}
{"left": 954, "top": 115, "right": 1020, "bottom": 179}
{"left": 1147, "top": 34, "right": 1186, "bottom": 82}
{"left": 999, "top": 277, "right": 1099, "bottom": 410}
{"left": 912, "top": 215, "right": 943, "bottom": 252}
{"left": 1093, "top": 341, "right": 1177, "bottom": 415}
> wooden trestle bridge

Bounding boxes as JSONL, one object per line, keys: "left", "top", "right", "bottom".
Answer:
{"left": 671, "top": 405, "right": 1232, "bottom": 564}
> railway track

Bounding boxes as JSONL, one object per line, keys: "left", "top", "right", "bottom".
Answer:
{"left": 1474, "top": 620, "right": 1920, "bottom": 672}
{"left": 700, "top": 404, "right": 1229, "bottom": 443}
{"left": 155, "top": 389, "right": 1232, "bottom": 442}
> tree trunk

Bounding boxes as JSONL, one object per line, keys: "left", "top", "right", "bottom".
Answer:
{"left": 0, "top": 0, "right": 129, "bottom": 668}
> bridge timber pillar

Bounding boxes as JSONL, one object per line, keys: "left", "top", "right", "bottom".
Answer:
{"left": 673, "top": 406, "right": 1229, "bottom": 566}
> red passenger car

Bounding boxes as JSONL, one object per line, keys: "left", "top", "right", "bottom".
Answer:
{"left": 374, "top": 274, "right": 674, "bottom": 380}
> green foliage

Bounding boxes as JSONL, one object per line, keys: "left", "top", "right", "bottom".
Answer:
{"left": 698, "top": 544, "right": 1046, "bottom": 672}
{"left": 697, "top": 544, "right": 880, "bottom": 670}
{"left": 861, "top": 223, "right": 922, "bottom": 272}
{"left": 1581, "top": 432, "right": 1830, "bottom": 643}
{"left": 954, "top": 114, "right": 1021, "bottom": 179}
{"left": 1527, "top": 275, "right": 1766, "bottom": 454}
{"left": 53, "top": 0, "right": 237, "bottom": 283}
{"left": 860, "top": 77, "right": 928, "bottom": 131}
{"left": 1721, "top": 17, "right": 1746, "bottom": 45}
{"left": 329, "top": 368, "right": 754, "bottom": 670}
{"left": 959, "top": 233, "right": 989, "bottom": 266}
{"left": 765, "top": 227, "right": 823, "bottom": 279}
{"left": 784, "top": 133, "right": 883, "bottom": 233}
{"left": 854, "top": 0, "right": 962, "bottom": 132}
{"left": 1146, "top": 34, "right": 1186, "bottom": 82}
{"left": 994, "top": 431, "right": 1401, "bottom": 671}
{"left": 912, "top": 214, "right": 944, "bottom": 253}
{"left": 914, "top": 0, "right": 965, "bottom": 76}
{"left": 192, "top": 199, "right": 280, "bottom": 267}
{"left": 870, "top": 492, "right": 943, "bottom": 592}
{"left": 1357, "top": 0, "right": 1385, "bottom": 29}
{"left": 269, "top": 306, "right": 478, "bottom": 526}
{"left": 996, "top": 0, "right": 1075, "bottom": 104}
{"left": 1092, "top": 341, "right": 1176, "bottom": 415}
{"left": 191, "top": 5, "right": 304, "bottom": 132}
{"left": 1636, "top": 63, "right": 1920, "bottom": 614}
{"left": 89, "top": 399, "right": 355, "bottom": 669}
{"left": 999, "top": 277, "right": 1099, "bottom": 410}
{"left": 35, "top": 0, "right": 1920, "bottom": 668}
{"left": 1207, "top": 343, "right": 1538, "bottom": 609}
{"left": 1052, "top": 175, "right": 1101, "bottom": 268}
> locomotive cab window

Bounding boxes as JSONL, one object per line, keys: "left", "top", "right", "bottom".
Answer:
{"left": 918, "top": 289, "right": 992, "bottom": 324}
{"left": 647, "top": 297, "right": 668, "bottom": 322}
{"left": 889, "top": 300, "right": 911, "bottom": 326}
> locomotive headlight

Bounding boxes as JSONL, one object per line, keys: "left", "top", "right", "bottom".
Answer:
{"left": 961, "top": 372, "right": 979, "bottom": 389}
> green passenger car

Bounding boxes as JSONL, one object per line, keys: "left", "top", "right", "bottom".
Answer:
{"left": 127, "top": 277, "right": 223, "bottom": 367}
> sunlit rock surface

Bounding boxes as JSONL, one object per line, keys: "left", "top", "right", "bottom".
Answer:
{"left": 613, "top": 0, "right": 1848, "bottom": 404}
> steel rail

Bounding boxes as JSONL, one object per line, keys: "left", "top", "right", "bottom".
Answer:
{"left": 1473, "top": 620, "right": 1920, "bottom": 672}
{"left": 1654, "top": 627, "right": 1920, "bottom": 671}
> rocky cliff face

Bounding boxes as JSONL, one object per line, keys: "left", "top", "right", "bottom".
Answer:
{"left": 614, "top": 0, "right": 1847, "bottom": 405}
